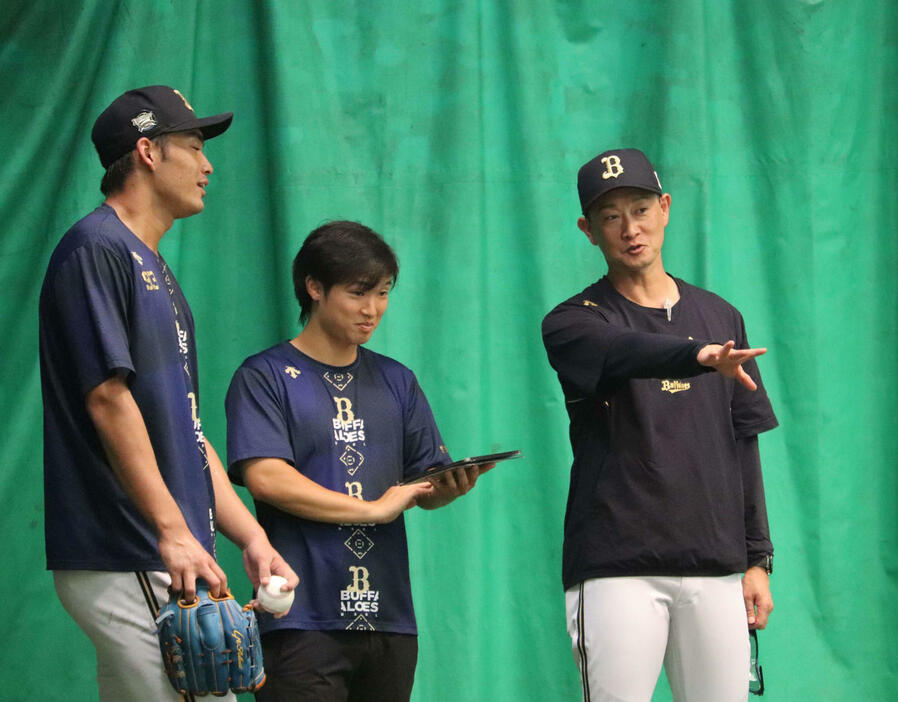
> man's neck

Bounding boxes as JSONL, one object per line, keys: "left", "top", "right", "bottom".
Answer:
{"left": 105, "top": 190, "right": 173, "bottom": 253}
{"left": 607, "top": 264, "right": 679, "bottom": 309}
{"left": 291, "top": 324, "right": 358, "bottom": 367}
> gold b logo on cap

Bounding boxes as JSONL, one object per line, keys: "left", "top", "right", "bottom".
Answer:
{"left": 172, "top": 89, "right": 194, "bottom": 113}
{"left": 601, "top": 155, "right": 624, "bottom": 180}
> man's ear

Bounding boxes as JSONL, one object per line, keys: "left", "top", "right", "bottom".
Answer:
{"left": 305, "top": 276, "right": 323, "bottom": 302}
{"left": 134, "top": 137, "right": 158, "bottom": 171}
{"left": 577, "top": 215, "right": 598, "bottom": 245}
{"left": 659, "top": 193, "right": 671, "bottom": 224}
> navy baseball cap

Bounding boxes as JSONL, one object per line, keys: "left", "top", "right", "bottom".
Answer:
{"left": 577, "top": 148, "right": 663, "bottom": 214}
{"left": 91, "top": 85, "right": 233, "bottom": 169}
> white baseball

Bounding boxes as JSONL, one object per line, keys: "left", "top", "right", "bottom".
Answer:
{"left": 257, "top": 575, "right": 294, "bottom": 614}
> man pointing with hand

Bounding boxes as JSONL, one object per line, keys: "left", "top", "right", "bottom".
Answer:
{"left": 542, "top": 148, "right": 778, "bottom": 702}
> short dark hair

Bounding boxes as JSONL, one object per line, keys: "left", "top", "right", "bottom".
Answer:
{"left": 293, "top": 221, "right": 399, "bottom": 325}
{"left": 99, "top": 133, "right": 170, "bottom": 196}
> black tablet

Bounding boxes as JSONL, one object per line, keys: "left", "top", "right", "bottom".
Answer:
{"left": 400, "top": 449, "right": 522, "bottom": 485}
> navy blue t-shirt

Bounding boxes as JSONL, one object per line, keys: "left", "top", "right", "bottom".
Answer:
{"left": 543, "top": 276, "right": 778, "bottom": 589}
{"left": 40, "top": 205, "right": 216, "bottom": 571}
{"left": 226, "top": 342, "right": 450, "bottom": 635}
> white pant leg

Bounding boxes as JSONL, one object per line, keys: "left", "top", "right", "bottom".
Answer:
{"left": 664, "top": 574, "right": 749, "bottom": 702}
{"left": 54, "top": 570, "right": 237, "bottom": 702}
{"left": 566, "top": 577, "right": 676, "bottom": 702}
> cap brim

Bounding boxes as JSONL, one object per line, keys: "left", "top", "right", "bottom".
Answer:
{"left": 196, "top": 112, "right": 233, "bottom": 140}
{"left": 159, "top": 112, "right": 233, "bottom": 141}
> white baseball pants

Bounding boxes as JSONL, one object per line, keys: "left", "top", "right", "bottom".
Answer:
{"left": 54, "top": 570, "right": 237, "bottom": 702}
{"left": 565, "top": 575, "right": 749, "bottom": 702}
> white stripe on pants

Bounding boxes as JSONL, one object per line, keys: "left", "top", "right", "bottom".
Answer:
{"left": 565, "top": 575, "right": 749, "bottom": 702}
{"left": 54, "top": 570, "right": 237, "bottom": 702}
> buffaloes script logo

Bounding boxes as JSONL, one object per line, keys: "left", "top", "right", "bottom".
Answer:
{"left": 660, "top": 380, "right": 691, "bottom": 394}
{"left": 601, "top": 155, "right": 624, "bottom": 180}
{"left": 131, "top": 111, "right": 157, "bottom": 132}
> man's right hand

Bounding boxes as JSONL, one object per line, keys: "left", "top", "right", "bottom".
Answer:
{"left": 158, "top": 525, "right": 228, "bottom": 602}
{"left": 697, "top": 341, "right": 767, "bottom": 391}
{"left": 368, "top": 483, "right": 435, "bottom": 523}
{"left": 86, "top": 376, "right": 227, "bottom": 603}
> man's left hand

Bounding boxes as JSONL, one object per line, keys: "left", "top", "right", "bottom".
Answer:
{"left": 241, "top": 534, "right": 300, "bottom": 615}
{"left": 742, "top": 567, "right": 773, "bottom": 629}
{"left": 417, "top": 462, "right": 496, "bottom": 509}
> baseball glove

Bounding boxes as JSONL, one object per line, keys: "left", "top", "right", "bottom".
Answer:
{"left": 156, "top": 582, "right": 266, "bottom": 696}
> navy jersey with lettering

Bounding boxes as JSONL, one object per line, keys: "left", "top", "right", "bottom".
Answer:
{"left": 542, "top": 276, "right": 777, "bottom": 589}
{"left": 40, "top": 204, "right": 216, "bottom": 571}
{"left": 226, "top": 342, "right": 450, "bottom": 635}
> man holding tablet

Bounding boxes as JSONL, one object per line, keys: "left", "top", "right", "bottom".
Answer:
{"left": 226, "top": 220, "right": 495, "bottom": 701}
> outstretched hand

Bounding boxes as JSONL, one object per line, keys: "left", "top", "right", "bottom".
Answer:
{"left": 697, "top": 341, "right": 766, "bottom": 391}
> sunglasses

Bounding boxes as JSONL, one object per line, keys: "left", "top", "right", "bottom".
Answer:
{"left": 749, "top": 629, "right": 765, "bottom": 696}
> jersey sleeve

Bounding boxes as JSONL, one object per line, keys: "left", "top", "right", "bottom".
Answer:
{"left": 728, "top": 313, "right": 776, "bottom": 560}
{"left": 225, "top": 363, "right": 294, "bottom": 485}
{"left": 738, "top": 435, "right": 774, "bottom": 562}
{"left": 50, "top": 243, "right": 134, "bottom": 395}
{"left": 730, "top": 315, "right": 778, "bottom": 438}
{"left": 541, "top": 302, "right": 711, "bottom": 397}
{"left": 400, "top": 374, "right": 451, "bottom": 480}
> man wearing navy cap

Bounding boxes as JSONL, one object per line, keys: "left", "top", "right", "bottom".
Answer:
{"left": 542, "top": 149, "right": 777, "bottom": 701}
{"left": 39, "top": 86, "right": 298, "bottom": 700}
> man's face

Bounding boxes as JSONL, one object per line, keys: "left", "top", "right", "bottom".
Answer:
{"left": 151, "top": 130, "right": 213, "bottom": 219}
{"left": 578, "top": 187, "right": 671, "bottom": 276}
{"left": 310, "top": 276, "right": 393, "bottom": 348}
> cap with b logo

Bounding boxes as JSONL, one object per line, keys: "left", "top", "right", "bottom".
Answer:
{"left": 91, "top": 85, "right": 233, "bottom": 169}
{"left": 577, "top": 148, "right": 663, "bottom": 214}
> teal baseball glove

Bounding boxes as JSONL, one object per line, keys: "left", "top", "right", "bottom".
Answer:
{"left": 156, "top": 582, "right": 265, "bottom": 696}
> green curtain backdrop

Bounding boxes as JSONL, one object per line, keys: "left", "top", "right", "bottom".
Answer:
{"left": 2, "top": 1, "right": 895, "bottom": 699}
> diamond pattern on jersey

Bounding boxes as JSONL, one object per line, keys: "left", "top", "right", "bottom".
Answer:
{"left": 345, "top": 529, "right": 374, "bottom": 560}
{"left": 340, "top": 445, "right": 365, "bottom": 475}
{"left": 345, "top": 614, "right": 375, "bottom": 631}
{"left": 323, "top": 371, "right": 354, "bottom": 391}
